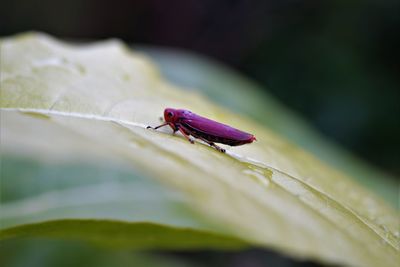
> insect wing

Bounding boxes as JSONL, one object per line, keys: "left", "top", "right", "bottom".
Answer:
{"left": 181, "top": 113, "right": 253, "bottom": 141}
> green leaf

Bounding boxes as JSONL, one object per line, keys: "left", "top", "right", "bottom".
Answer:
{"left": 1, "top": 220, "right": 245, "bottom": 250}
{"left": 1, "top": 32, "right": 399, "bottom": 267}
{"left": 0, "top": 239, "right": 196, "bottom": 267}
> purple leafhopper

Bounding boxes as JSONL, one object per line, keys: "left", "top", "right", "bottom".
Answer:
{"left": 147, "top": 108, "right": 256, "bottom": 153}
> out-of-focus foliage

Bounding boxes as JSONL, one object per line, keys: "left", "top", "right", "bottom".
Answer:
{"left": 0, "top": 239, "right": 193, "bottom": 267}
{"left": 0, "top": 33, "right": 399, "bottom": 267}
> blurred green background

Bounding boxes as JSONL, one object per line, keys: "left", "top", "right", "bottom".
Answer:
{"left": 1, "top": 1, "right": 399, "bottom": 267}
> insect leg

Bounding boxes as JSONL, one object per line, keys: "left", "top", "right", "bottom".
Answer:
{"left": 146, "top": 122, "right": 168, "bottom": 130}
{"left": 171, "top": 124, "right": 179, "bottom": 135}
{"left": 179, "top": 125, "right": 225, "bottom": 153}
{"left": 178, "top": 128, "right": 195, "bottom": 144}
{"left": 196, "top": 136, "right": 226, "bottom": 153}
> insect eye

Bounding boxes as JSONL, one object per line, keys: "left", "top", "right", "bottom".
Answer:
{"left": 167, "top": 112, "right": 174, "bottom": 118}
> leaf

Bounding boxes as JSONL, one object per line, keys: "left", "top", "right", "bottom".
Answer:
{"left": 1, "top": 220, "right": 246, "bottom": 250}
{"left": 0, "top": 239, "right": 195, "bottom": 267}
{"left": 1, "top": 32, "right": 399, "bottom": 267}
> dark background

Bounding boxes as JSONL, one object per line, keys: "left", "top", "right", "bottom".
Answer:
{"left": 1, "top": 1, "right": 399, "bottom": 266}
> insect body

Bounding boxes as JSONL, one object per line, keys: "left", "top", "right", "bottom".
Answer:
{"left": 147, "top": 108, "right": 256, "bottom": 153}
